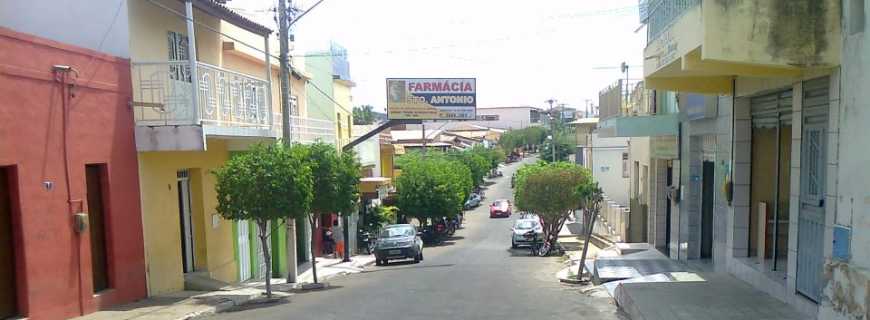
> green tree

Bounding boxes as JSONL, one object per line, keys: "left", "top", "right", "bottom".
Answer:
{"left": 450, "top": 150, "right": 489, "bottom": 188}
{"left": 302, "top": 142, "right": 361, "bottom": 283}
{"left": 540, "top": 134, "right": 573, "bottom": 162}
{"left": 396, "top": 152, "right": 471, "bottom": 225}
{"left": 353, "top": 105, "right": 375, "bottom": 125}
{"left": 213, "top": 143, "right": 312, "bottom": 297}
{"left": 513, "top": 161, "right": 594, "bottom": 249}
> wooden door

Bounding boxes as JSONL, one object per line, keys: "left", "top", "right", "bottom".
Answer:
{"left": 86, "top": 165, "right": 110, "bottom": 292}
{"left": 0, "top": 168, "right": 18, "bottom": 318}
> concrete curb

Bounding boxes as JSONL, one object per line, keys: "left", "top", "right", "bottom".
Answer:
{"left": 185, "top": 292, "right": 260, "bottom": 320}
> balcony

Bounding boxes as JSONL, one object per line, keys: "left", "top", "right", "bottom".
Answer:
{"left": 597, "top": 80, "right": 679, "bottom": 138}
{"left": 132, "top": 61, "right": 273, "bottom": 151}
{"left": 272, "top": 114, "right": 337, "bottom": 145}
{"left": 642, "top": 0, "right": 841, "bottom": 94}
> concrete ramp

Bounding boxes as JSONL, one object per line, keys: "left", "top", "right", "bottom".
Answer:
{"left": 614, "top": 273, "right": 810, "bottom": 320}
{"left": 593, "top": 244, "right": 686, "bottom": 283}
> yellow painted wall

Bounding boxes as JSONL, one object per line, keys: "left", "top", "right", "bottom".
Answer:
{"left": 702, "top": 0, "right": 840, "bottom": 68}
{"left": 643, "top": 0, "right": 840, "bottom": 94}
{"left": 333, "top": 80, "right": 353, "bottom": 147}
{"left": 380, "top": 145, "right": 395, "bottom": 179}
{"left": 139, "top": 139, "right": 237, "bottom": 295}
{"left": 128, "top": 0, "right": 222, "bottom": 65}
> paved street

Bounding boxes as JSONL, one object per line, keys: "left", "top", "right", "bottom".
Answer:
{"left": 207, "top": 156, "right": 622, "bottom": 320}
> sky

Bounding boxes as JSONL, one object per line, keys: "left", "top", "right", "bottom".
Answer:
{"left": 231, "top": 0, "right": 647, "bottom": 113}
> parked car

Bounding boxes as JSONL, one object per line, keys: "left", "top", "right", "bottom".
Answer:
{"left": 464, "top": 193, "right": 482, "bottom": 209}
{"left": 373, "top": 224, "right": 424, "bottom": 266}
{"left": 510, "top": 218, "right": 543, "bottom": 248}
{"left": 489, "top": 199, "right": 512, "bottom": 218}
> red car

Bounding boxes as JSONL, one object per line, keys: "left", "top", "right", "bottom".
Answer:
{"left": 489, "top": 200, "right": 512, "bottom": 218}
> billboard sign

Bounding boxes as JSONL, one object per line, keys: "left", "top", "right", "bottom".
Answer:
{"left": 386, "top": 78, "right": 476, "bottom": 120}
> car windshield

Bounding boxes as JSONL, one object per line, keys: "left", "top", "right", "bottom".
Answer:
{"left": 379, "top": 227, "right": 414, "bottom": 238}
{"left": 514, "top": 220, "right": 539, "bottom": 230}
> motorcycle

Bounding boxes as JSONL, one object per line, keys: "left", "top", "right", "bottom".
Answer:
{"left": 420, "top": 225, "right": 444, "bottom": 245}
{"left": 357, "top": 230, "right": 377, "bottom": 254}
{"left": 523, "top": 231, "right": 563, "bottom": 257}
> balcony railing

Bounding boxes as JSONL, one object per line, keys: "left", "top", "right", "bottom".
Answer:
{"left": 600, "top": 80, "right": 654, "bottom": 120}
{"left": 646, "top": 0, "right": 700, "bottom": 42}
{"left": 132, "top": 61, "right": 271, "bottom": 129}
{"left": 272, "top": 113, "right": 337, "bottom": 144}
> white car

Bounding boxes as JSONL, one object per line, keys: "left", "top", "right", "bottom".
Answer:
{"left": 510, "top": 218, "right": 543, "bottom": 248}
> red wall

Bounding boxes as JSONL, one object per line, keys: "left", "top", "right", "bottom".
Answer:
{"left": 0, "top": 27, "right": 146, "bottom": 319}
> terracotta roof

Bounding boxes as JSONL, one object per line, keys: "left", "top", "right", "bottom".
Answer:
{"left": 193, "top": 0, "right": 272, "bottom": 35}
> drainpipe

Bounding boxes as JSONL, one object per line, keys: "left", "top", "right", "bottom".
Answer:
{"left": 185, "top": 0, "right": 200, "bottom": 123}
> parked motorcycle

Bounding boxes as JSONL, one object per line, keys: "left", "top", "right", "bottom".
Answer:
{"left": 357, "top": 230, "right": 377, "bottom": 254}
{"left": 420, "top": 225, "right": 444, "bottom": 245}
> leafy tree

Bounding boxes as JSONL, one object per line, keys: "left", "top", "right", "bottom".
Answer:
{"left": 362, "top": 205, "right": 397, "bottom": 234}
{"left": 540, "top": 134, "right": 573, "bottom": 162}
{"left": 353, "top": 105, "right": 376, "bottom": 125}
{"left": 213, "top": 143, "right": 312, "bottom": 297}
{"left": 450, "top": 150, "right": 489, "bottom": 187}
{"left": 513, "top": 161, "right": 594, "bottom": 249}
{"left": 302, "top": 142, "right": 361, "bottom": 284}
{"left": 395, "top": 152, "right": 471, "bottom": 225}
{"left": 499, "top": 126, "right": 548, "bottom": 152}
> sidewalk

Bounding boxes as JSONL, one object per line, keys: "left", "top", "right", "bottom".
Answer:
{"left": 74, "top": 255, "right": 375, "bottom": 320}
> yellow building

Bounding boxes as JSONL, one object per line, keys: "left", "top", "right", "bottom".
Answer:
{"left": 128, "top": 0, "right": 276, "bottom": 295}
{"left": 333, "top": 78, "right": 355, "bottom": 147}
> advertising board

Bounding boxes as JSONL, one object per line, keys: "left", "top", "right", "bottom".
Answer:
{"left": 386, "top": 78, "right": 476, "bottom": 120}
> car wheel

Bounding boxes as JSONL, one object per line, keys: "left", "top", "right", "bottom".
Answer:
{"left": 375, "top": 259, "right": 383, "bottom": 266}
{"left": 414, "top": 253, "right": 421, "bottom": 263}
{"left": 419, "top": 251, "right": 424, "bottom": 261}
{"left": 511, "top": 239, "right": 517, "bottom": 249}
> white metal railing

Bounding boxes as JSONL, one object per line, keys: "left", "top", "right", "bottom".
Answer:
{"left": 646, "top": 0, "right": 700, "bottom": 43}
{"left": 272, "top": 113, "right": 337, "bottom": 144}
{"left": 132, "top": 60, "right": 271, "bottom": 129}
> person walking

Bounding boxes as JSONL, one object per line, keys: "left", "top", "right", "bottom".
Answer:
{"left": 333, "top": 219, "right": 344, "bottom": 259}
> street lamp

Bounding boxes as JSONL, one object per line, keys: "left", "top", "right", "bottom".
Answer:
{"left": 547, "top": 134, "right": 555, "bottom": 162}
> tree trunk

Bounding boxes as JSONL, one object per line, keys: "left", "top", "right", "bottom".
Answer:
{"left": 578, "top": 203, "right": 600, "bottom": 280}
{"left": 285, "top": 219, "right": 297, "bottom": 283}
{"left": 257, "top": 220, "right": 272, "bottom": 298}
{"left": 308, "top": 215, "right": 319, "bottom": 284}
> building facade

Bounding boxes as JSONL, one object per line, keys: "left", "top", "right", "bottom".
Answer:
{"left": 633, "top": 0, "right": 857, "bottom": 317}
{"left": 0, "top": 1, "right": 147, "bottom": 318}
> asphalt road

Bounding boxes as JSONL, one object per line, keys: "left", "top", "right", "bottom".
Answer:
{"left": 209, "top": 155, "right": 622, "bottom": 320}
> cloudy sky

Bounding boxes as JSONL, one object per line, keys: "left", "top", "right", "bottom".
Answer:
{"left": 232, "top": 0, "right": 646, "bottom": 113}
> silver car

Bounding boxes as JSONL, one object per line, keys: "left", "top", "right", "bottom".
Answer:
{"left": 374, "top": 224, "right": 424, "bottom": 265}
{"left": 510, "top": 218, "right": 543, "bottom": 248}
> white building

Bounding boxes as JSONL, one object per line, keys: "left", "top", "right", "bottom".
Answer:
{"left": 413, "top": 106, "right": 544, "bottom": 131}
{"left": 590, "top": 134, "right": 630, "bottom": 207}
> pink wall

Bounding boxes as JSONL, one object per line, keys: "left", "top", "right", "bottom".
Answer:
{"left": 0, "top": 27, "right": 146, "bottom": 319}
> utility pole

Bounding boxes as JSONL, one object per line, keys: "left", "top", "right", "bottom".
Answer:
{"left": 546, "top": 99, "right": 556, "bottom": 162}
{"left": 278, "top": 0, "right": 298, "bottom": 284}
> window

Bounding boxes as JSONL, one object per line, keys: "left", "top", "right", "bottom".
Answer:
{"left": 640, "top": 165, "right": 649, "bottom": 205}
{"left": 167, "top": 31, "right": 191, "bottom": 82}
{"left": 850, "top": 0, "right": 865, "bottom": 35}
{"left": 530, "top": 110, "right": 541, "bottom": 123}
{"left": 622, "top": 153, "right": 630, "bottom": 178}
{"left": 290, "top": 95, "right": 299, "bottom": 116}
